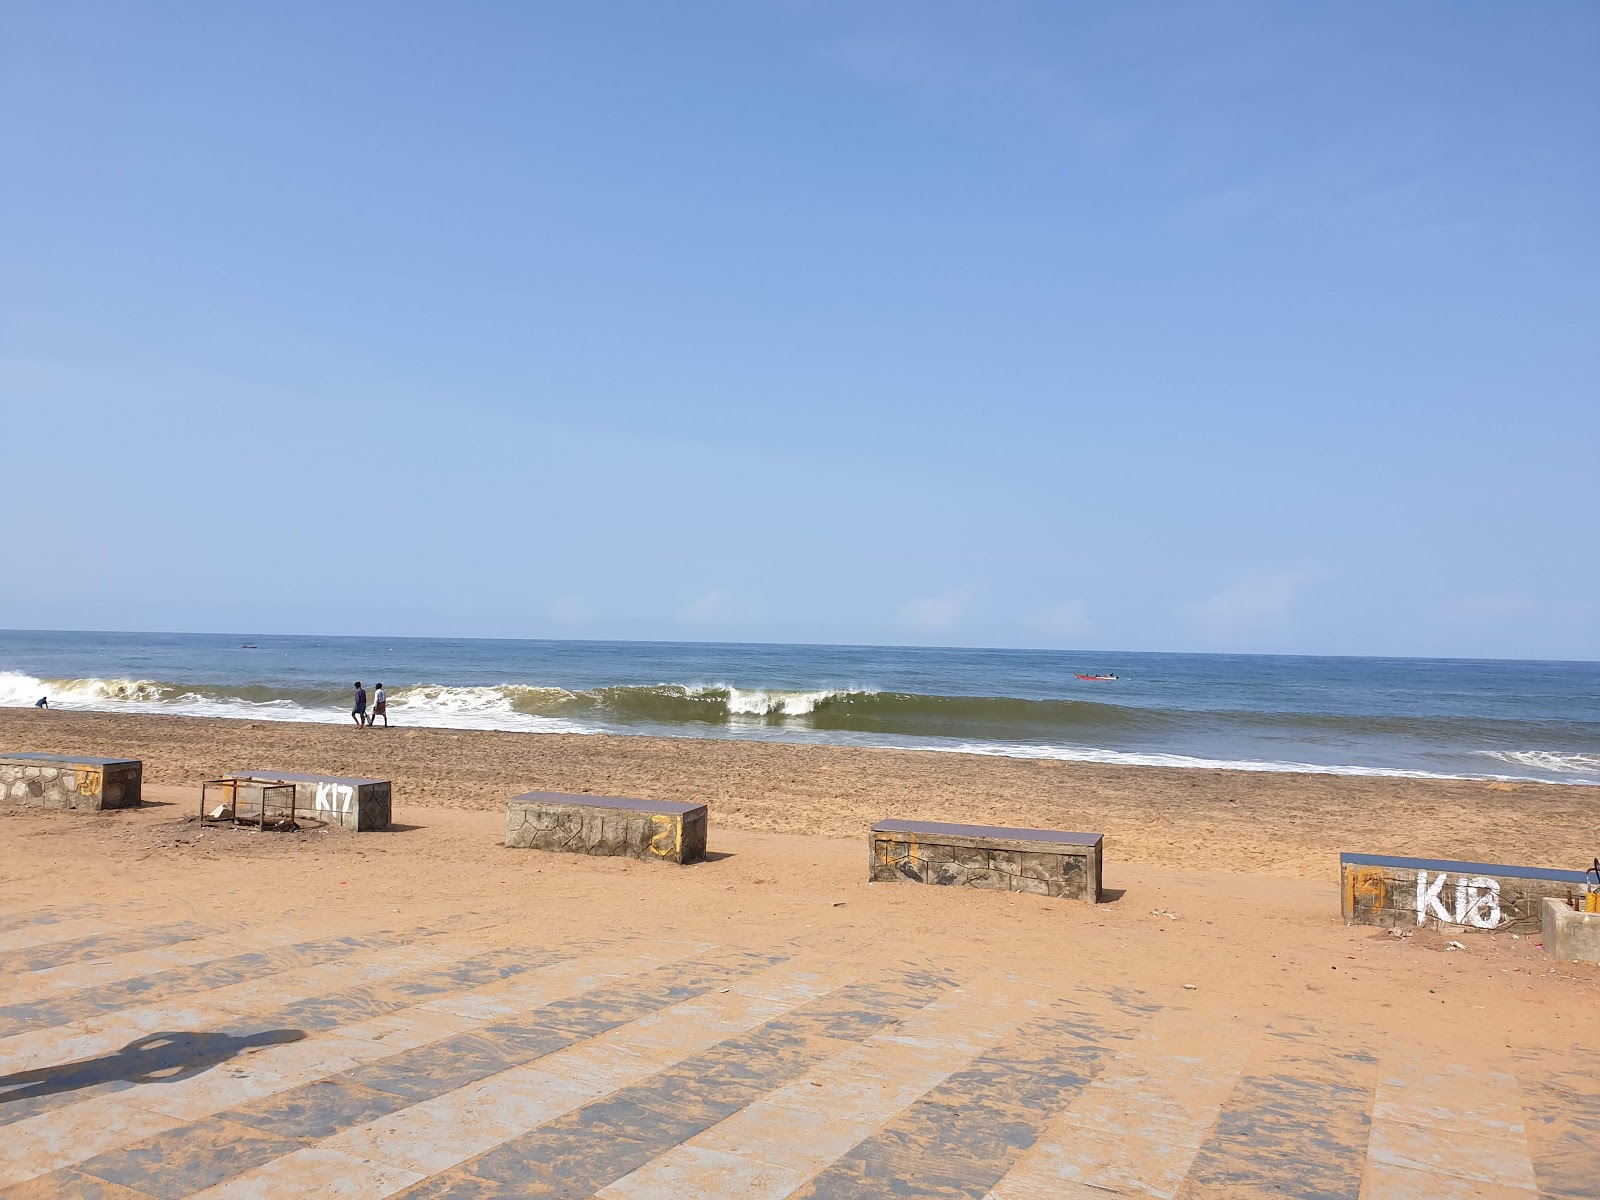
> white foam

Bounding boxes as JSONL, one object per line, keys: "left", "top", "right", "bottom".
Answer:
{"left": 1475, "top": 750, "right": 1600, "bottom": 777}
{"left": 720, "top": 687, "right": 841, "bottom": 717}
{"left": 385, "top": 684, "right": 590, "bottom": 733}
{"left": 0, "top": 671, "right": 170, "bottom": 706}
{"left": 914, "top": 740, "right": 1598, "bottom": 784}
{"left": 0, "top": 672, "right": 597, "bottom": 736}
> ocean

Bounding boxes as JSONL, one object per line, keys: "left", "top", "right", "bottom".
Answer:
{"left": 1, "top": 629, "right": 1596, "bottom": 784}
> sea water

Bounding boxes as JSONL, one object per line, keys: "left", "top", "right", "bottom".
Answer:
{"left": 1, "top": 629, "right": 1596, "bottom": 784}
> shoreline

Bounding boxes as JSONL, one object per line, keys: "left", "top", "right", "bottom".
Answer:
{"left": 8, "top": 700, "right": 1591, "bottom": 787}
{"left": 3, "top": 708, "right": 1595, "bottom": 880}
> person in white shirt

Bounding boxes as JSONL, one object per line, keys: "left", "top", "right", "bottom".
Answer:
{"left": 370, "top": 683, "right": 388, "bottom": 728}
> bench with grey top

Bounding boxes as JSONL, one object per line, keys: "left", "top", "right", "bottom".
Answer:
{"left": 0, "top": 752, "right": 142, "bottom": 811}
{"left": 1341, "top": 851, "right": 1599, "bottom": 934}
{"left": 870, "top": 818, "right": 1103, "bottom": 901}
{"left": 225, "top": 771, "right": 391, "bottom": 831}
{"left": 505, "top": 792, "right": 707, "bottom": 864}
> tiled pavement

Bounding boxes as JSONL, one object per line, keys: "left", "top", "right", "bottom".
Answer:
{"left": 0, "top": 905, "right": 1594, "bottom": 1199}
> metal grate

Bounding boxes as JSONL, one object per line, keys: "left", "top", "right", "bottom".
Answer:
{"left": 200, "top": 778, "right": 303, "bottom": 831}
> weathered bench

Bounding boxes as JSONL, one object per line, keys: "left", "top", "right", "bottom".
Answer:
{"left": 225, "top": 771, "right": 391, "bottom": 831}
{"left": 505, "top": 792, "right": 707, "bottom": 864}
{"left": 870, "top": 819, "right": 1103, "bottom": 901}
{"left": 0, "top": 752, "right": 142, "bottom": 811}
{"left": 1341, "top": 852, "right": 1598, "bottom": 934}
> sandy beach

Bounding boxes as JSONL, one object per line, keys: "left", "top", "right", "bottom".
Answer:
{"left": 4, "top": 709, "right": 1598, "bottom": 1195}
{"left": 2, "top": 708, "right": 1595, "bottom": 879}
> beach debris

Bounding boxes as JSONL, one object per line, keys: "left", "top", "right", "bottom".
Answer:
{"left": 1182, "top": 983, "right": 1197, "bottom": 990}
{"left": 1386, "top": 929, "right": 1413, "bottom": 940}
{"left": 1447, "top": 940, "right": 1465, "bottom": 951}
{"left": 830, "top": 901, "right": 845, "bottom": 907}
{"left": 1149, "top": 909, "right": 1181, "bottom": 920}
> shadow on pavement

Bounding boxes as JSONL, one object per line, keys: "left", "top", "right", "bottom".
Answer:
{"left": 0, "top": 1029, "right": 306, "bottom": 1105}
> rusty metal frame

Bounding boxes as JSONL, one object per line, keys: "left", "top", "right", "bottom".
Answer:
{"left": 200, "top": 777, "right": 303, "bottom": 831}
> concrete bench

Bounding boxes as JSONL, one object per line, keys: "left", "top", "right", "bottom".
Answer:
{"left": 0, "top": 753, "right": 142, "bottom": 811}
{"left": 225, "top": 771, "right": 391, "bottom": 831}
{"left": 505, "top": 792, "right": 707, "bottom": 864}
{"left": 1341, "top": 852, "right": 1598, "bottom": 934}
{"left": 870, "top": 819, "right": 1103, "bottom": 901}
{"left": 1542, "top": 895, "right": 1600, "bottom": 964}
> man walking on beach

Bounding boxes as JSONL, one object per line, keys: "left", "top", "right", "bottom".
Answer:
{"left": 371, "top": 683, "right": 388, "bottom": 728}
{"left": 352, "top": 682, "right": 367, "bottom": 728}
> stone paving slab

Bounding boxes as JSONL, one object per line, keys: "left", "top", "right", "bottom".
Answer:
{"left": 0, "top": 911, "right": 1594, "bottom": 1199}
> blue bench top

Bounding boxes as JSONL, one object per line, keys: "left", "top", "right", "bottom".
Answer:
{"left": 227, "top": 771, "right": 387, "bottom": 787}
{"left": 1, "top": 752, "right": 139, "bottom": 767}
{"left": 873, "top": 819, "right": 1102, "bottom": 847}
{"left": 510, "top": 791, "right": 704, "bottom": 816}
{"left": 1341, "top": 851, "right": 1593, "bottom": 885}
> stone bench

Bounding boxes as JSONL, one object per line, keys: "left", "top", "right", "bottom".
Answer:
{"left": 870, "top": 819, "right": 1103, "bottom": 901}
{"left": 225, "top": 771, "right": 391, "bottom": 831}
{"left": 505, "top": 792, "right": 707, "bottom": 864}
{"left": 0, "top": 753, "right": 142, "bottom": 811}
{"left": 1341, "top": 852, "right": 1598, "bottom": 934}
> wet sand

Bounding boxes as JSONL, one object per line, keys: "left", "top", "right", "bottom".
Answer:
{"left": 2, "top": 709, "right": 1595, "bottom": 879}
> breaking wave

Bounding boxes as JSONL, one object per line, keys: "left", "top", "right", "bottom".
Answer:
{"left": 4, "top": 670, "right": 1597, "bottom": 783}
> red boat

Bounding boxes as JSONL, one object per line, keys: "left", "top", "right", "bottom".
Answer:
{"left": 1075, "top": 673, "right": 1117, "bottom": 681}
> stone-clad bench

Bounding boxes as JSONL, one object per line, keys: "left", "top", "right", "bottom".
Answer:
{"left": 0, "top": 752, "right": 142, "bottom": 811}
{"left": 225, "top": 771, "right": 391, "bottom": 831}
{"left": 1341, "top": 852, "right": 1598, "bottom": 934}
{"left": 505, "top": 792, "right": 707, "bottom": 864}
{"left": 870, "top": 819, "right": 1103, "bottom": 902}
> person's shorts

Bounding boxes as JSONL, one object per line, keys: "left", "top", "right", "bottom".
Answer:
{"left": 353, "top": 707, "right": 366, "bottom": 717}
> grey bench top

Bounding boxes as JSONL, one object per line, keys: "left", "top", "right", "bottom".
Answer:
{"left": 0, "top": 752, "right": 140, "bottom": 767}
{"left": 872, "top": 819, "right": 1102, "bottom": 848}
{"left": 509, "top": 791, "right": 704, "bottom": 816}
{"left": 227, "top": 770, "right": 388, "bottom": 787}
{"left": 1341, "top": 851, "right": 1594, "bottom": 886}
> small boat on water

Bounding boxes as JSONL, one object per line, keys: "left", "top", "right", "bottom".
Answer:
{"left": 1074, "top": 673, "right": 1117, "bottom": 681}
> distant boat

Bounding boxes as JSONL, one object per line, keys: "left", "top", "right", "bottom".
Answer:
{"left": 240, "top": 644, "right": 259, "bottom": 649}
{"left": 1075, "top": 673, "right": 1116, "bottom": 681}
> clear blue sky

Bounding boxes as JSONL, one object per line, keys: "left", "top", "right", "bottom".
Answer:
{"left": 2, "top": 2, "right": 1596, "bottom": 659}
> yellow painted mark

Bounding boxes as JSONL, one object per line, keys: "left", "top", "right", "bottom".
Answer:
{"left": 648, "top": 814, "right": 680, "bottom": 859}
{"left": 1344, "top": 866, "right": 1388, "bottom": 917}
{"left": 74, "top": 767, "right": 103, "bottom": 798}
{"left": 1582, "top": 891, "right": 1600, "bottom": 915}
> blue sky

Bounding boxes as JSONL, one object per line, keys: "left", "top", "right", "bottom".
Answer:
{"left": 2, "top": 1, "right": 1596, "bottom": 659}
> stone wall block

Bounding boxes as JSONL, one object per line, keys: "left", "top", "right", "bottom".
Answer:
{"left": 989, "top": 850, "right": 1023, "bottom": 876}
{"left": 1020, "top": 852, "right": 1061, "bottom": 881}
{"left": 504, "top": 793, "right": 708, "bottom": 865}
{"left": 869, "top": 820, "right": 1102, "bottom": 903}
{"left": 1, "top": 754, "right": 142, "bottom": 812}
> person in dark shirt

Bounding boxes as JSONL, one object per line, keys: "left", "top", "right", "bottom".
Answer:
{"left": 352, "top": 682, "right": 367, "bottom": 727}
{"left": 35, "top": 696, "right": 48, "bottom": 709}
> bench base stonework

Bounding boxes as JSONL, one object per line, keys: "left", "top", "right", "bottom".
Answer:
{"left": 1341, "top": 852, "right": 1598, "bottom": 935}
{"left": 0, "top": 753, "right": 142, "bottom": 811}
{"left": 225, "top": 771, "right": 391, "bottom": 831}
{"left": 870, "top": 819, "right": 1103, "bottom": 902}
{"left": 505, "top": 792, "right": 707, "bottom": 864}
